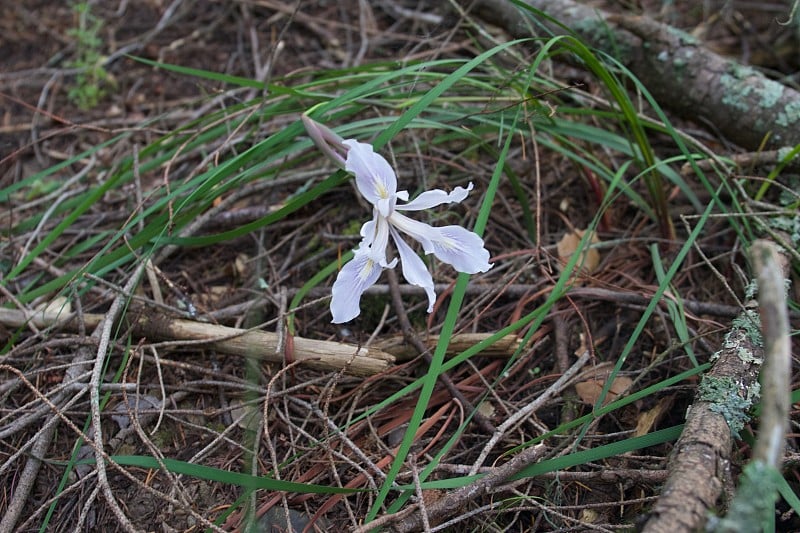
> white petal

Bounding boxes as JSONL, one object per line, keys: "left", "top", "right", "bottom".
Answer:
{"left": 358, "top": 215, "right": 397, "bottom": 268}
{"left": 427, "top": 225, "right": 493, "bottom": 273}
{"left": 397, "top": 182, "right": 474, "bottom": 211}
{"left": 330, "top": 249, "right": 383, "bottom": 323}
{"left": 391, "top": 228, "right": 436, "bottom": 312}
{"left": 390, "top": 213, "right": 492, "bottom": 274}
{"left": 343, "top": 140, "right": 397, "bottom": 217}
{"left": 359, "top": 218, "right": 376, "bottom": 247}
{"left": 386, "top": 212, "right": 436, "bottom": 253}
{"left": 370, "top": 216, "right": 393, "bottom": 267}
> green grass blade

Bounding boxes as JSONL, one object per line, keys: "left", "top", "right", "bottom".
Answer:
{"left": 88, "top": 456, "right": 364, "bottom": 493}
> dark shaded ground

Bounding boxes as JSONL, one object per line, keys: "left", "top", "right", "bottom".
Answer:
{"left": 1, "top": 1, "right": 799, "bottom": 531}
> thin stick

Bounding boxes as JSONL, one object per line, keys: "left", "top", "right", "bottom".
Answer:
{"left": 0, "top": 405, "right": 56, "bottom": 533}
{"left": 89, "top": 263, "right": 147, "bottom": 533}
{"left": 750, "top": 240, "right": 791, "bottom": 468}
{"left": 386, "top": 442, "right": 549, "bottom": 533}
{"left": 409, "top": 453, "right": 432, "bottom": 532}
{"left": 469, "top": 349, "right": 592, "bottom": 475}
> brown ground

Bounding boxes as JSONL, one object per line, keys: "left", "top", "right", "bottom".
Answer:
{"left": 1, "top": 1, "right": 799, "bottom": 531}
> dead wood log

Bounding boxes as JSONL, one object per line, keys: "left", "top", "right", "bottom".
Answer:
{"left": 0, "top": 308, "right": 394, "bottom": 377}
{"left": 466, "top": 0, "right": 800, "bottom": 150}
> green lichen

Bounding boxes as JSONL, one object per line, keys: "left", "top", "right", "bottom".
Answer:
{"left": 776, "top": 98, "right": 800, "bottom": 127}
{"left": 719, "top": 65, "right": 783, "bottom": 113}
{"left": 736, "top": 345, "right": 761, "bottom": 364}
{"left": 667, "top": 49, "right": 694, "bottom": 76}
{"left": 769, "top": 215, "right": 800, "bottom": 250}
{"left": 767, "top": 180, "right": 800, "bottom": 248}
{"left": 729, "top": 63, "right": 757, "bottom": 79}
{"left": 666, "top": 25, "right": 699, "bottom": 46}
{"left": 720, "top": 74, "right": 753, "bottom": 112}
{"left": 743, "top": 280, "right": 758, "bottom": 301}
{"left": 754, "top": 79, "right": 785, "bottom": 108}
{"left": 699, "top": 376, "right": 759, "bottom": 437}
{"left": 571, "top": 17, "right": 632, "bottom": 58}
{"left": 777, "top": 146, "right": 795, "bottom": 160}
{"left": 712, "top": 308, "right": 764, "bottom": 363}
{"left": 731, "top": 309, "right": 763, "bottom": 347}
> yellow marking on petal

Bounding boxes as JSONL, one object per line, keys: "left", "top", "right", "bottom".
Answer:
{"left": 360, "top": 258, "right": 376, "bottom": 280}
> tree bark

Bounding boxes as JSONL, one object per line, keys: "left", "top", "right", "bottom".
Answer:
{"left": 468, "top": 0, "right": 800, "bottom": 150}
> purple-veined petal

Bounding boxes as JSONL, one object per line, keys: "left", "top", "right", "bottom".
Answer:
{"left": 397, "top": 182, "right": 474, "bottom": 211}
{"left": 390, "top": 228, "right": 436, "bottom": 312}
{"left": 389, "top": 213, "right": 492, "bottom": 274}
{"left": 343, "top": 140, "right": 397, "bottom": 217}
{"left": 330, "top": 248, "right": 383, "bottom": 323}
{"left": 426, "top": 225, "right": 493, "bottom": 273}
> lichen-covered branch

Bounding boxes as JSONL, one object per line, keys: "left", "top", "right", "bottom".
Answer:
{"left": 467, "top": 0, "right": 800, "bottom": 150}
{"left": 713, "top": 240, "right": 792, "bottom": 531}
{"left": 641, "top": 239, "right": 791, "bottom": 533}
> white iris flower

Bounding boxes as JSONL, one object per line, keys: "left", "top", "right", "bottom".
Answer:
{"left": 302, "top": 116, "right": 493, "bottom": 323}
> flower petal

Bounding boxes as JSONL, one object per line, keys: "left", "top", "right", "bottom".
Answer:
{"left": 386, "top": 212, "right": 436, "bottom": 253}
{"left": 428, "top": 225, "right": 493, "bottom": 273}
{"left": 358, "top": 215, "right": 397, "bottom": 268}
{"left": 389, "top": 213, "right": 492, "bottom": 274}
{"left": 391, "top": 228, "right": 436, "bottom": 312}
{"left": 330, "top": 248, "right": 383, "bottom": 323}
{"left": 343, "top": 140, "right": 397, "bottom": 217}
{"left": 396, "top": 182, "right": 473, "bottom": 211}
{"left": 370, "top": 216, "right": 394, "bottom": 267}
{"left": 359, "top": 218, "right": 376, "bottom": 247}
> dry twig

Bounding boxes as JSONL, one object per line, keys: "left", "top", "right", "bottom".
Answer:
{"left": 371, "top": 442, "right": 548, "bottom": 532}
{"left": 0, "top": 307, "right": 394, "bottom": 376}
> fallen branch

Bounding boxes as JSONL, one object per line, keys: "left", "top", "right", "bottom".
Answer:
{"left": 715, "top": 240, "right": 792, "bottom": 530}
{"left": 641, "top": 239, "right": 791, "bottom": 532}
{"left": 374, "top": 332, "right": 522, "bottom": 360}
{"left": 0, "top": 308, "right": 394, "bottom": 377}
